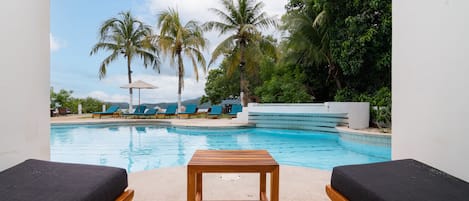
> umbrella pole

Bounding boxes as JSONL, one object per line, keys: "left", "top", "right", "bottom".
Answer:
{"left": 138, "top": 88, "right": 141, "bottom": 108}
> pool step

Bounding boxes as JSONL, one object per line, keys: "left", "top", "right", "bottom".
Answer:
{"left": 249, "top": 112, "right": 347, "bottom": 133}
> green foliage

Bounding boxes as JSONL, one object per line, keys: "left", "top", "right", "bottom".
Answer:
{"left": 326, "top": 0, "right": 391, "bottom": 91}
{"left": 202, "top": 68, "right": 240, "bottom": 105}
{"left": 50, "top": 87, "right": 73, "bottom": 108}
{"left": 204, "top": 0, "right": 278, "bottom": 106}
{"left": 255, "top": 67, "right": 313, "bottom": 103}
{"left": 50, "top": 88, "right": 106, "bottom": 114}
{"left": 334, "top": 87, "right": 391, "bottom": 128}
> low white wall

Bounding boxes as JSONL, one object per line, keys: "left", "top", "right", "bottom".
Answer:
{"left": 393, "top": 0, "right": 469, "bottom": 181}
{"left": 0, "top": 0, "right": 50, "bottom": 170}
{"left": 248, "top": 103, "right": 327, "bottom": 113}
{"left": 325, "top": 102, "right": 370, "bottom": 129}
{"left": 240, "top": 102, "right": 370, "bottom": 129}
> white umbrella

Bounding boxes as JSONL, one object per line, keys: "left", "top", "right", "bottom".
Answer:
{"left": 121, "top": 80, "right": 157, "bottom": 109}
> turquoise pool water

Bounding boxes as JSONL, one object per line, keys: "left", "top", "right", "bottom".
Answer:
{"left": 51, "top": 124, "right": 390, "bottom": 172}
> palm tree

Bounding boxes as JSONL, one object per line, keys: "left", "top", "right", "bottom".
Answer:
{"left": 156, "top": 8, "right": 207, "bottom": 112}
{"left": 204, "top": 0, "right": 277, "bottom": 106}
{"left": 90, "top": 11, "right": 160, "bottom": 111}
{"left": 284, "top": 1, "right": 342, "bottom": 89}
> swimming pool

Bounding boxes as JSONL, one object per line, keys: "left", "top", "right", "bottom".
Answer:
{"left": 51, "top": 124, "right": 390, "bottom": 172}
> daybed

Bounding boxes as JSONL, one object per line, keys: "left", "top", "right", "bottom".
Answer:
{"left": 0, "top": 159, "right": 134, "bottom": 201}
{"left": 326, "top": 159, "right": 469, "bottom": 201}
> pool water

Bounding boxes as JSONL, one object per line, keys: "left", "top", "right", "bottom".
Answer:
{"left": 51, "top": 124, "right": 390, "bottom": 172}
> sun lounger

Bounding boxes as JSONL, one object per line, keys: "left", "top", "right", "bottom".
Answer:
{"left": 122, "top": 105, "right": 147, "bottom": 118}
{"left": 325, "top": 159, "right": 469, "bottom": 201}
{"left": 131, "top": 108, "right": 158, "bottom": 118}
{"left": 228, "top": 104, "right": 242, "bottom": 117}
{"left": 92, "top": 105, "right": 120, "bottom": 118}
{"left": 156, "top": 105, "right": 177, "bottom": 118}
{"left": 178, "top": 104, "right": 198, "bottom": 119}
{"left": 207, "top": 105, "right": 223, "bottom": 118}
{"left": 141, "top": 108, "right": 158, "bottom": 116}
{"left": 0, "top": 159, "right": 134, "bottom": 201}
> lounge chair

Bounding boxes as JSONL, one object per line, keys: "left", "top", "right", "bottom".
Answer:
{"left": 0, "top": 159, "right": 134, "bottom": 201}
{"left": 92, "top": 105, "right": 120, "bottom": 119}
{"left": 228, "top": 104, "right": 242, "bottom": 117}
{"left": 131, "top": 108, "right": 158, "bottom": 118}
{"left": 325, "top": 159, "right": 469, "bottom": 201}
{"left": 156, "top": 105, "right": 177, "bottom": 118}
{"left": 178, "top": 104, "right": 198, "bottom": 119}
{"left": 207, "top": 105, "right": 223, "bottom": 119}
{"left": 122, "top": 105, "right": 147, "bottom": 118}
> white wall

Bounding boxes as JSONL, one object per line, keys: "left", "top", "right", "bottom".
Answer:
{"left": 393, "top": 0, "right": 469, "bottom": 181}
{"left": 244, "top": 102, "right": 369, "bottom": 129}
{"left": 0, "top": 0, "right": 50, "bottom": 170}
{"left": 325, "top": 102, "right": 369, "bottom": 129}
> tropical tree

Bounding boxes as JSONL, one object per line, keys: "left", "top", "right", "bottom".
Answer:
{"left": 283, "top": 0, "right": 342, "bottom": 89}
{"left": 204, "top": 0, "right": 277, "bottom": 106}
{"left": 90, "top": 11, "right": 160, "bottom": 111}
{"left": 156, "top": 8, "right": 207, "bottom": 111}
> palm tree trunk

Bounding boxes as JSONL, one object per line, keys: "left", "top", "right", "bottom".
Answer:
{"left": 127, "top": 57, "right": 133, "bottom": 112}
{"left": 325, "top": 53, "right": 342, "bottom": 90}
{"left": 239, "top": 42, "right": 248, "bottom": 107}
{"left": 177, "top": 54, "right": 183, "bottom": 113}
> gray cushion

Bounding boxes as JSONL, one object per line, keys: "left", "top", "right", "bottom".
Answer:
{"left": 331, "top": 159, "right": 469, "bottom": 201}
{"left": 0, "top": 159, "right": 128, "bottom": 201}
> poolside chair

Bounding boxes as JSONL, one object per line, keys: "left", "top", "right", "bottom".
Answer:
{"left": 131, "top": 108, "right": 158, "bottom": 118}
{"left": 178, "top": 104, "right": 198, "bottom": 119}
{"left": 325, "top": 159, "right": 469, "bottom": 201}
{"left": 92, "top": 105, "right": 120, "bottom": 119}
{"left": 156, "top": 105, "right": 177, "bottom": 118}
{"left": 228, "top": 104, "right": 242, "bottom": 118}
{"left": 207, "top": 105, "right": 223, "bottom": 119}
{"left": 122, "top": 105, "right": 147, "bottom": 118}
{"left": 0, "top": 159, "right": 134, "bottom": 201}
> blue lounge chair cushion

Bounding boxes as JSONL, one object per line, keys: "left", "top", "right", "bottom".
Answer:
{"left": 0, "top": 159, "right": 128, "bottom": 201}
{"left": 161, "top": 105, "right": 177, "bottom": 115}
{"left": 228, "top": 104, "right": 242, "bottom": 115}
{"left": 208, "top": 105, "right": 222, "bottom": 115}
{"left": 122, "top": 105, "right": 147, "bottom": 115}
{"left": 331, "top": 159, "right": 469, "bottom": 201}
{"left": 143, "top": 108, "right": 157, "bottom": 115}
{"left": 134, "top": 105, "right": 146, "bottom": 113}
{"left": 179, "top": 104, "right": 197, "bottom": 114}
{"left": 93, "top": 105, "right": 119, "bottom": 114}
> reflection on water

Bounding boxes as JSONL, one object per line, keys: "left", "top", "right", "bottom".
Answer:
{"left": 51, "top": 124, "right": 391, "bottom": 173}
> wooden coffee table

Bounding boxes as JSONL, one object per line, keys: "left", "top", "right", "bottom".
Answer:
{"left": 187, "top": 150, "right": 279, "bottom": 201}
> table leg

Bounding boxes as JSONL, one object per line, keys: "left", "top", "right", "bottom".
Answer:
{"left": 260, "top": 172, "right": 266, "bottom": 200}
{"left": 187, "top": 168, "right": 196, "bottom": 201}
{"left": 197, "top": 172, "right": 203, "bottom": 200}
{"left": 270, "top": 166, "right": 280, "bottom": 201}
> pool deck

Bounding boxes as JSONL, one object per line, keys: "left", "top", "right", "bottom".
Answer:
{"left": 50, "top": 115, "right": 387, "bottom": 201}
{"left": 51, "top": 114, "right": 252, "bottom": 128}
{"left": 129, "top": 165, "right": 331, "bottom": 201}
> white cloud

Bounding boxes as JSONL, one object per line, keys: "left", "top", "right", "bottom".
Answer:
{"left": 88, "top": 91, "right": 130, "bottom": 102}
{"left": 50, "top": 33, "right": 64, "bottom": 52}
{"left": 141, "top": 0, "right": 288, "bottom": 67}
{"left": 93, "top": 73, "right": 206, "bottom": 103}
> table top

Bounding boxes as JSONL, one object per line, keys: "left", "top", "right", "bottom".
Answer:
{"left": 188, "top": 150, "right": 278, "bottom": 167}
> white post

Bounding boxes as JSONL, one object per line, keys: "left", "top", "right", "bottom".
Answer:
{"left": 78, "top": 104, "right": 82, "bottom": 115}
{"left": 102, "top": 104, "right": 106, "bottom": 112}
{"left": 129, "top": 94, "right": 133, "bottom": 112}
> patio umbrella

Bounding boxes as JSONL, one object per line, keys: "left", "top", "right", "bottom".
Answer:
{"left": 121, "top": 80, "right": 157, "bottom": 109}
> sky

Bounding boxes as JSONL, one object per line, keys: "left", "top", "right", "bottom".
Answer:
{"left": 50, "top": 0, "right": 288, "bottom": 104}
